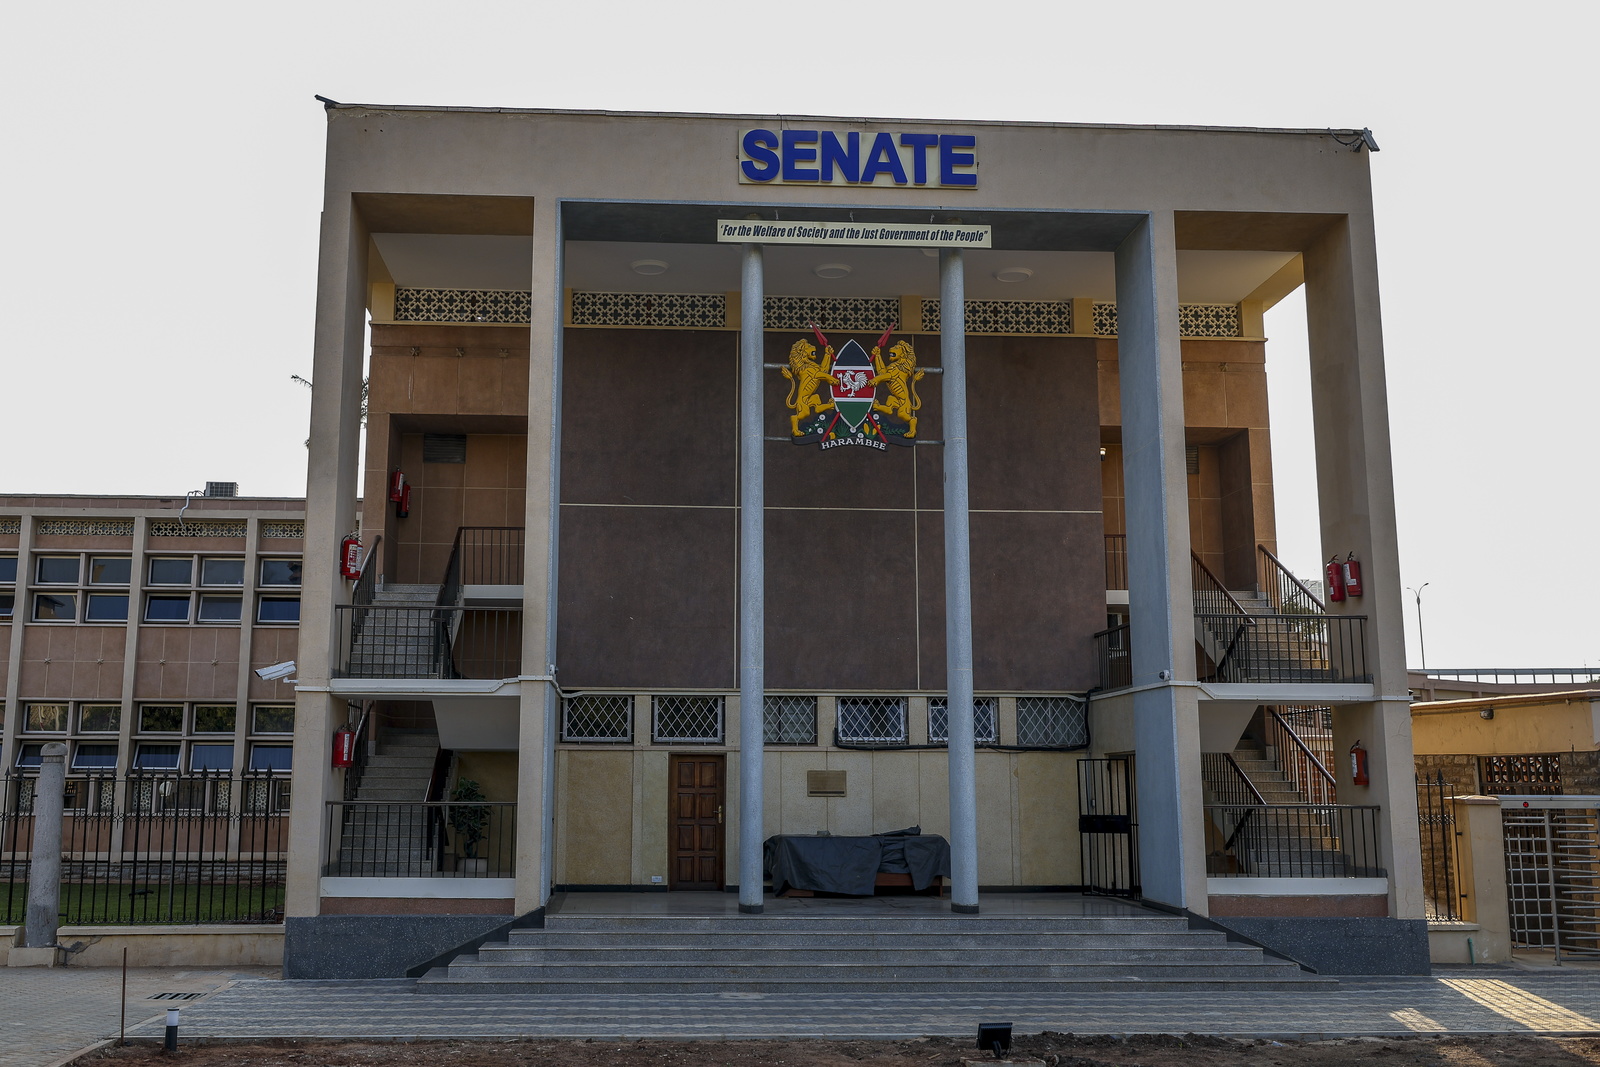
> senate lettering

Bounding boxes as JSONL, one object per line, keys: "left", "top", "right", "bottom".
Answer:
{"left": 739, "top": 129, "right": 977, "bottom": 188}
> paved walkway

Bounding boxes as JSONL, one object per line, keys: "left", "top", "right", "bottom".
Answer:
{"left": 0, "top": 967, "right": 270, "bottom": 1067}
{"left": 102, "top": 967, "right": 1600, "bottom": 1042}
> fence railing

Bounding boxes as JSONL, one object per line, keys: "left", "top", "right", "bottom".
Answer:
{"left": 1266, "top": 706, "right": 1337, "bottom": 806}
{"left": 1191, "top": 553, "right": 1253, "bottom": 619}
{"left": 1104, "top": 534, "right": 1127, "bottom": 591}
{"left": 1093, "top": 625, "right": 1131, "bottom": 690}
{"left": 1202, "top": 752, "right": 1266, "bottom": 807}
{"left": 0, "top": 770, "right": 286, "bottom": 925}
{"left": 441, "top": 527, "right": 525, "bottom": 609}
{"left": 1416, "top": 772, "right": 1463, "bottom": 921}
{"left": 1197, "top": 613, "right": 1370, "bottom": 684}
{"left": 1257, "top": 544, "right": 1326, "bottom": 616}
{"left": 334, "top": 604, "right": 523, "bottom": 679}
{"left": 1204, "top": 803, "right": 1383, "bottom": 878}
{"left": 1413, "top": 668, "right": 1600, "bottom": 686}
{"left": 323, "top": 800, "right": 516, "bottom": 878}
{"left": 352, "top": 534, "right": 382, "bottom": 607}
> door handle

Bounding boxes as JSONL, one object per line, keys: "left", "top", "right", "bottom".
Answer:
{"left": 717, "top": 805, "right": 724, "bottom": 824}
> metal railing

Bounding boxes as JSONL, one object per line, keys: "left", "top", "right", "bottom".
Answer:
{"left": 1093, "top": 624, "right": 1131, "bottom": 690}
{"left": 1197, "top": 613, "right": 1370, "bottom": 684}
{"left": 342, "top": 706, "right": 374, "bottom": 802}
{"left": 1204, "top": 803, "right": 1383, "bottom": 878}
{"left": 1191, "top": 553, "right": 1253, "bottom": 619}
{"left": 1266, "top": 706, "right": 1337, "bottom": 805}
{"left": 1, "top": 771, "right": 286, "bottom": 925}
{"left": 323, "top": 800, "right": 516, "bottom": 877}
{"left": 1257, "top": 544, "right": 1326, "bottom": 615}
{"left": 1413, "top": 668, "right": 1600, "bottom": 686}
{"left": 335, "top": 604, "right": 522, "bottom": 679}
{"left": 441, "top": 527, "right": 525, "bottom": 608}
{"left": 1416, "top": 772, "right": 1463, "bottom": 921}
{"left": 352, "top": 534, "right": 382, "bottom": 607}
{"left": 1203, "top": 752, "right": 1266, "bottom": 807}
{"left": 1104, "top": 534, "right": 1127, "bottom": 591}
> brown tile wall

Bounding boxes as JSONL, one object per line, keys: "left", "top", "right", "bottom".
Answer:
{"left": 385, "top": 433, "right": 528, "bottom": 585}
{"left": 18, "top": 626, "right": 128, "bottom": 699}
{"left": 247, "top": 628, "right": 300, "bottom": 701}
{"left": 367, "top": 325, "right": 531, "bottom": 420}
{"left": 132, "top": 627, "right": 242, "bottom": 701}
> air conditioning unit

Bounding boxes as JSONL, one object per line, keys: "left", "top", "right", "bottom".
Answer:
{"left": 204, "top": 481, "right": 239, "bottom": 498}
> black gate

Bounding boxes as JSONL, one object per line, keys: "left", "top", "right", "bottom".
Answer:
{"left": 1078, "top": 757, "right": 1139, "bottom": 897}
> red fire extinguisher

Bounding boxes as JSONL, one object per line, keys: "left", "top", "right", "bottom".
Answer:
{"left": 339, "top": 533, "right": 363, "bottom": 580}
{"left": 388, "top": 470, "right": 406, "bottom": 502}
{"left": 1349, "top": 741, "right": 1369, "bottom": 786}
{"left": 1325, "top": 555, "right": 1346, "bottom": 603}
{"left": 332, "top": 726, "right": 356, "bottom": 769}
{"left": 396, "top": 482, "right": 411, "bottom": 519}
{"left": 1341, "top": 553, "right": 1364, "bottom": 598}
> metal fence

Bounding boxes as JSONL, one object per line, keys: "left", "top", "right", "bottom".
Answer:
{"left": 0, "top": 770, "right": 286, "bottom": 925}
{"left": 335, "top": 604, "right": 522, "bottom": 679}
{"left": 1093, "top": 625, "right": 1131, "bottom": 690}
{"left": 1416, "top": 772, "right": 1464, "bottom": 921}
{"left": 1204, "top": 803, "right": 1383, "bottom": 878}
{"left": 323, "top": 800, "right": 517, "bottom": 877}
{"left": 1196, "top": 613, "right": 1370, "bottom": 684}
{"left": 1104, "top": 534, "right": 1127, "bottom": 591}
{"left": 1266, "top": 707, "right": 1337, "bottom": 806}
{"left": 1501, "top": 796, "right": 1600, "bottom": 961}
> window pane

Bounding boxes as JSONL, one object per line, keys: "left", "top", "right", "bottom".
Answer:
{"left": 0, "top": 556, "right": 16, "bottom": 583}
{"left": 25, "top": 704, "right": 68, "bottom": 732}
{"left": 189, "top": 744, "right": 234, "bottom": 771}
{"left": 144, "top": 595, "right": 190, "bottom": 622}
{"left": 90, "top": 557, "right": 132, "bottom": 585}
{"left": 193, "top": 705, "right": 236, "bottom": 732}
{"left": 86, "top": 594, "right": 129, "bottom": 621}
{"left": 0, "top": 593, "right": 12, "bottom": 618}
{"left": 33, "top": 593, "right": 77, "bottom": 621}
{"left": 17, "top": 745, "right": 44, "bottom": 768}
{"left": 78, "top": 705, "right": 121, "bottom": 732}
{"left": 72, "top": 743, "right": 119, "bottom": 770}
{"left": 200, "top": 558, "right": 245, "bottom": 586}
{"left": 133, "top": 744, "right": 180, "bottom": 769}
{"left": 139, "top": 705, "right": 183, "bottom": 732}
{"left": 256, "top": 597, "right": 300, "bottom": 623}
{"left": 147, "top": 558, "right": 192, "bottom": 585}
{"left": 252, "top": 705, "right": 295, "bottom": 734}
{"left": 249, "top": 745, "right": 293, "bottom": 771}
{"left": 36, "top": 556, "right": 80, "bottom": 584}
{"left": 198, "top": 595, "right": 241, "bottom": 622}
{"left": 259, "top": 559, "right": 302, "bottom": 586}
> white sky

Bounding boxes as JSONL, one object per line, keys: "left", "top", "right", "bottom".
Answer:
{"left": 4, "top": 1, "right": 1595, "bottom": 669}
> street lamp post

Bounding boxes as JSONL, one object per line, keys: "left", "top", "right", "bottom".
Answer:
{"left": 1408, "top": 583, "right": 1431, "bottom": 670}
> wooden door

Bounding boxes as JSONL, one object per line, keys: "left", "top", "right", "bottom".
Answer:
{"left": 670, "top": 754, "right": 725, "bottom": 890}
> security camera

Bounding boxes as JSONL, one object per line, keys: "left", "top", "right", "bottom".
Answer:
{"left": 255, "top": 660, "right": 297, "bottom": 682}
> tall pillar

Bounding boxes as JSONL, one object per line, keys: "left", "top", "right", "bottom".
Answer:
{"left": 737, "top": 244, "right": 766, "bottom": 914}
{"left": 1114, "top": 212, "right": 1208, "bottom": 913}
{"left": 1304, "top": 214, "right": 1423, "bottom": 920}
{"left": 24, "top": 742, "right": 67, "bottom": 949}
{"left": 940, "top": 249, "right": 979, "bottom": 915}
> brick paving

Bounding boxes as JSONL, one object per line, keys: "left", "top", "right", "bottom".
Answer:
{"left": 107, "top": 967, "right": 1600, "bottom": 1042}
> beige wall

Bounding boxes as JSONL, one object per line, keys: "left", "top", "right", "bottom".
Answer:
{"left": 1413, "top": 695, "right": 1600, "bottom": 757}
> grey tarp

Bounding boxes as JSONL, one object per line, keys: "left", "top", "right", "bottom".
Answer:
{"left": 763, "top": 833, "right": 952, "bottom": 895}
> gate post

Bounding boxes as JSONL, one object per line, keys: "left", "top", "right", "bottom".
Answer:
{"left": 1450, "top": 795, "right": 1510, "bottom": 963}
{"left": 24, "top": 742, "right": 68, "bottom": 954}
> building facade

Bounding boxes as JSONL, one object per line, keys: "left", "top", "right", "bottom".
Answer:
{"left": 289, "top": 105, "right": 1426, "bottom": 976}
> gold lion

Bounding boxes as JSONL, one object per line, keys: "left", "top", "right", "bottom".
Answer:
{"left": 870, "top": 339, "right": 923, "bottom": 437}
{"left": 782, "top": 339, "right": 837, "bottom": 436}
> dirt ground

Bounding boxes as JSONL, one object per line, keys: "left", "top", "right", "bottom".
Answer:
{"left": 84, "top": 1034, "right": 1600, "bottom": 1067}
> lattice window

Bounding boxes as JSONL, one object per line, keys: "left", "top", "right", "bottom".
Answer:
{"left": 920, "top": 300, "right": 1073, "bottom": 335}
{"left": 260, "top": 522, "right": 305, "bottom": 539}
{"left": 36, "top": 519, "right": 134, "bottom": 537}
{"left": 764, "top": 695, "right": 817, "bottom": 745}
{"left": 928, "top": 697, "right": 998, "bottom": 744}
{"left": 569, "top": 292, "right": 725, "bottom": 329}
{"left": 1481, "top": 754, "right": 1563, "bottom": 795}
{"left": 652, "top": 696, "right": 724, "bottom": 744}
{"left": 1092, "top": 303, "right": 1118, "bottom": 336}
{"left": 1179, "top": 303, "right": 1241, "bottom": 337}
{"left": 562, "top": 695, "right": 634, "bottom": 743}
{"left": 837, "top": 697, "right": 907, "bottom": 744}
{"left": 764, "top": 296, "right": 898, "bottom": 333}
{"left": 1016, "top": 696, "right": 1089, "bottom": 748}
{"left": 0, "top": 519, "right": 19, "bottom": 535}
{"left": 395, "top": 287, "right": 531, "bottom": 324}
{"left": 147, "top": 520, "right": 247, "bottom": 538}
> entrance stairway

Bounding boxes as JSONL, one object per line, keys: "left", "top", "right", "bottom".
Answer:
{"left": 327, "top": 727, "right": 442, "bottom": 877}
{"left": 415, "top": 909, "right": 1334, "bottom": 993}
{"left": 347, "top": 584, "right": 444, "bottom": 678}
{"left": 1194, "top": 593, "right": 1332, "bottom": 684}
{"left": 1204, "top": 739, "right": 1360, "bottom": 877}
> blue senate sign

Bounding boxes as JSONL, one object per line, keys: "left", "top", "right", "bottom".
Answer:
{"left": 739, "top": 129, "right": 977, "bottom": 189}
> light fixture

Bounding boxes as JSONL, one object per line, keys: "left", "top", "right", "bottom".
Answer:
{"left": 1099, "top": 446, "right": 1108, "bottom": 460}
{"left": 977, "top": 1022, "right": 1012, "bottom": 1059}
{"left": 630, "top": 259, "right": 669, "bottom": 276}
{"left": 813, "top": 263, "right": 852, "bottom": 279}
{"left": 994, "top": 267, "right": 1033, "bottom": 283}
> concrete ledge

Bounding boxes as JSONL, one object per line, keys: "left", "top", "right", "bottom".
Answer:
{"left": 1207, "top": 877, "right": 1389, "bottom": 896}
{"left": 1207, "top": 916, "right": 1431, "bottom": 975}
{"left": 285, "top": 914, "right": 512, "bottom": 978}
{"left": 1430, "top": 921, "right": 1507, "bottom": 965}
{"left": 320, "top": 876, "right": 515, "bottom": 898}
{"left": 320, "top": 897, "right": 514, "bottom": 915}
{"left": 1209, "top": 894, "right": 1386, "bottom": 917}
{"left": 7, "top": 945, "right": 62, "bottom": 968}
{"left": 52, "top": 925, "right": 284, "bottom": 968}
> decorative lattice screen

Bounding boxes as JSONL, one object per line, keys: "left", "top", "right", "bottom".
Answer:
{"left": 562, "top": 695, "right": 634, "bottom": 743}
{"left": 764, "top": 695, "right": 817, "bottom": 745}
{"left": 652, "top": 696, "right": 724, "bottom": 744}
{"left": 1015, "top": 696, "right": 1089, "bottom": 748}
{"left": 836, "top": 697, "right": 907, "bottom": 744}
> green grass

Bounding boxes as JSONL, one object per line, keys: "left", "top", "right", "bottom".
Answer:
{"left": 1, "top": 883, "right": 284, "bottom": 925}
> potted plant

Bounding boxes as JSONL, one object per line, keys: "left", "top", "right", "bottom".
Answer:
{"left": 449, "top": 777, "right": 490, "bottom": 875}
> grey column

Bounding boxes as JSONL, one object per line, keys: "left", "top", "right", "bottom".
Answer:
{"left": 737, "top": 243, "right": 765, "bottom": 914}
{"left": 1114, "top": 213, "right": 1207, "bottom": 912}
{"left": 940, "top": 249, "right": 979, "bottom": 914}
{"left": 24, "top": 742, "right": 68, "bottom": 949}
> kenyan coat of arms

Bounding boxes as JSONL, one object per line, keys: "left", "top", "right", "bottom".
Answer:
{"left": 782, "top": 323, "right": 924, "bottom": 450}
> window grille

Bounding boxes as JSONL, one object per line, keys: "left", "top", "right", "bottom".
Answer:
{"left": 260, "top": 522, "right": 304, "bottom": 540}
{"left": 928, "top": 697, "right": 998, "bottom": 744}
{"left": 36, "top": 519, "right": 134, "bottom": 537}
{"left": 395, "top": 287, "right": 532, "bottom": 324}
{"left": 764, "top": 695, "right": 817, "bottom": 745}
{"left": 652, "top": 696, "right": 724, "bottom": 744}
{"left": 562, "top": 695, "right": 633, "bottom": 743}
{"left": 1481, "top": 754, "right": 1563, "bottom": 795}
{"left": 147, "top": 520, "right": 247, "bottom": 538}
{"left": 764, "top": 296, "right": 897, "bottom": 333}
{"left": 837, "top": 697, "right": 907, "bottom": 744}
{"left": 1016, "top": 696, "right": 1089, "bottom": 748}
{"left": 570, "top": 291, "right": 725, "bottom": 329}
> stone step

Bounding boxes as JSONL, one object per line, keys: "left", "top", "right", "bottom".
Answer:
{"left": 508, "top": 930, "right": 1230, "bottom": 950}
{"left": 367, "top": 753, "right": 436, "bottom": 767}
{"left": 441, "top": 959, "right": 1309, "bottom": 982}
{"left": 417, "top": 971, "right": 1329, "bottom": 994}
{"left": 353, "top": 787, "right": 431, "bottom": 802}
{"left": 541, "top": 915, "right": 1191, "bottom": 934}
{"left": 477, "top": 944, "right": 1263, "bottom": 965}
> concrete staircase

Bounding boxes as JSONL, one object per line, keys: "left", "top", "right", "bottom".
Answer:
{"left": 415, "top": 911, "right": 1333, "bottom": 993}
{"left": 1206, "top": 740, "right": 1358, "bottom": 877}
{"left": 1194, "top": 591, "right": 1332, "bottom": 683}
{"left": 328, "top": 728, "right": 442, "bottom": 877}
{"left": 347, "top": 584, "right": 445, "bottom": 678}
